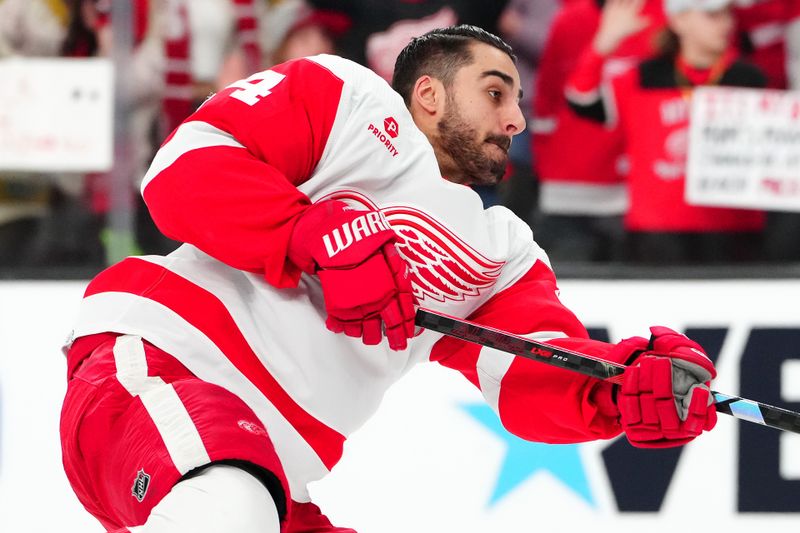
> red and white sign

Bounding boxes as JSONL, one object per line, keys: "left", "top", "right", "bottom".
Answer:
{"left": 0, "top": 58, "right": 113, "bottom": 172}
{"left": 686, "top": 87, "right": 800, "bottom": 212}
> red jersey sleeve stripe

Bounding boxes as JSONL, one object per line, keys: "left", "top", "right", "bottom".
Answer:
{"left": 84, "top": 257, "right": 346, "bottom": 470}
{"left": 142, "top": 144, "right": 310, "bottom": 287}
{"left": 430, "top": 261, "right": 625, "bottom": 442}
{"left": 141, "top": 121, "right": 247, "bottom": 194}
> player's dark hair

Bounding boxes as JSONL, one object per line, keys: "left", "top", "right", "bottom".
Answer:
{"left": 392, "top": 25, "right": 516, "bottom": 107}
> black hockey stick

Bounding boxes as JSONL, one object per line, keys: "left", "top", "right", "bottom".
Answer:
{"left": 416, "top": 308, "right": 800, "bottom": 435}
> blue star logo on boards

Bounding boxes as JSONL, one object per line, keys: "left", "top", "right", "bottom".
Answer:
{"left": 461, "top": 403, "right": 595, "bottom": 508}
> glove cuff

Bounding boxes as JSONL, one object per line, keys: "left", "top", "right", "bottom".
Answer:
{"left": 648, "top": 326, "right": 705, "bottom": 355}
{"left": 591, "top": 382, "right": 620, "bottom": 418}
{"left": 288, "top": 200, "right": 398, "bottom": 274}
{"left": 288, "top": 201, "right": 348, "bottom": 274}
{"left": 606, "top": 335, "right": 649, "bottom": 366}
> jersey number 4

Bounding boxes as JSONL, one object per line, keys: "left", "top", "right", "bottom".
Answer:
{"left": 227, "top": 70, "right": 286, "bottom": 106}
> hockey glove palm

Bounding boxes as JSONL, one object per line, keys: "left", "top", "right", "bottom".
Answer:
{"left": 288, "top": 200, "right": 416, "bottom": 350}
{"left": 613, "top": 327, "right": 717, "bottom": 448}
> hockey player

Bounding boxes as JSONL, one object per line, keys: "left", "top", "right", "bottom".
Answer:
{"left": 60, "top": 25, "right": 717, "bottom": 533}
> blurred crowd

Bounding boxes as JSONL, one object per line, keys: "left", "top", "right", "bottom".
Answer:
{"left": 1, "top": 0, "right": 799, "bottom": 272}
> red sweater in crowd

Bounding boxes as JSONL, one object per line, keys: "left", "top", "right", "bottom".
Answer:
{"left": 566, "top": 48, "right": 767, "bottom": 232}
{"left": 533, "top": 0, "right": 664, "bottom": 215}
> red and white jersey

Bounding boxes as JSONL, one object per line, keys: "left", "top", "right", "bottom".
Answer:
{"left": 68, "top": 55, "right": 623, "bottom": 502}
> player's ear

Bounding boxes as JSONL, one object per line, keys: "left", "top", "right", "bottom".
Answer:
{"left": 411, "top": 75, "right": 444, "bottom": 116}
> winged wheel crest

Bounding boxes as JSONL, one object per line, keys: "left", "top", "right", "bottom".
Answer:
{"left": 319, "top": 191, "right": 505, "bottom": 303}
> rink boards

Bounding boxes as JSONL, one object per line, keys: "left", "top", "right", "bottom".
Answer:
{"left": 0, "top": 280, "right": 798, "bottom": 532}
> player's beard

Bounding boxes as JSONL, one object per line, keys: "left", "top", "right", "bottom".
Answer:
{"left": 436, "top": 94, "right": 510, "bottom": 186}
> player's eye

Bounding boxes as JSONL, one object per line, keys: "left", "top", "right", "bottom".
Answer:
{"left": 488, "top": 90, "right": 502, "bottom": 100}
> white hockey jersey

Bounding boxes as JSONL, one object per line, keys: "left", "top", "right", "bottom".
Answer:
{"left": 68, "top": 55, "right": 624, "bottom": 502}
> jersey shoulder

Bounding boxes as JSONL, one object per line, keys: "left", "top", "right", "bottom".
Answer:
{"left": 306, "top": 54, "right": 408, "bottom": 110}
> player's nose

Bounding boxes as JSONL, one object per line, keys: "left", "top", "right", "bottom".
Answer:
{"left": 504, "top": 103, "right": 526, "bottom": 136}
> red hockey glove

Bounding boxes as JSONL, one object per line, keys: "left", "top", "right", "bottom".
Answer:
{"left": 288, "top": 200, "right": 416, "bottom": 350}
{"left": 612, "top": 327, "right": 717, "bottom": 448}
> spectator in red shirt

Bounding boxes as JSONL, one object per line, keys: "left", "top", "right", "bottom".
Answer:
{"left": 566, "top": 0, "right": 767, "bottom": 264}
{"left": 532, "top": 0, "right": 664, "bottom": 261}
{"left": 270, "top": 7, "right": 351, "bottom": 65}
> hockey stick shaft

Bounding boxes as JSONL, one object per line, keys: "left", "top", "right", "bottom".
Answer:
{"left": 416, "top": 308, "right": 800, "bottom": 435}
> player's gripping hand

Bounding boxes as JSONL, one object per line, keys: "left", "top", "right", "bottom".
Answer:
{"left": 611, "top": 327, "right": 717, "bottom": 448}
{"left": 288, "top": 200, "right": 416, "bottom": 350}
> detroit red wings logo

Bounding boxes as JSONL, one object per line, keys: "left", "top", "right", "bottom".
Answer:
{"left": 318, "top": 191, "right": 504, "bottom": 303}
{"left": 386, "top": 206, "right": 504, "bottom": 302}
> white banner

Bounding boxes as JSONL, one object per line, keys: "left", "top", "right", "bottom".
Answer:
{"left": 687, "top": 87, "right": 800, "bottom": 212}
{"left": 1, "top": 280, "right": 799, "bottom": 532}
{"left": 0, "top": 58, "right": 113, "bottom": 172}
